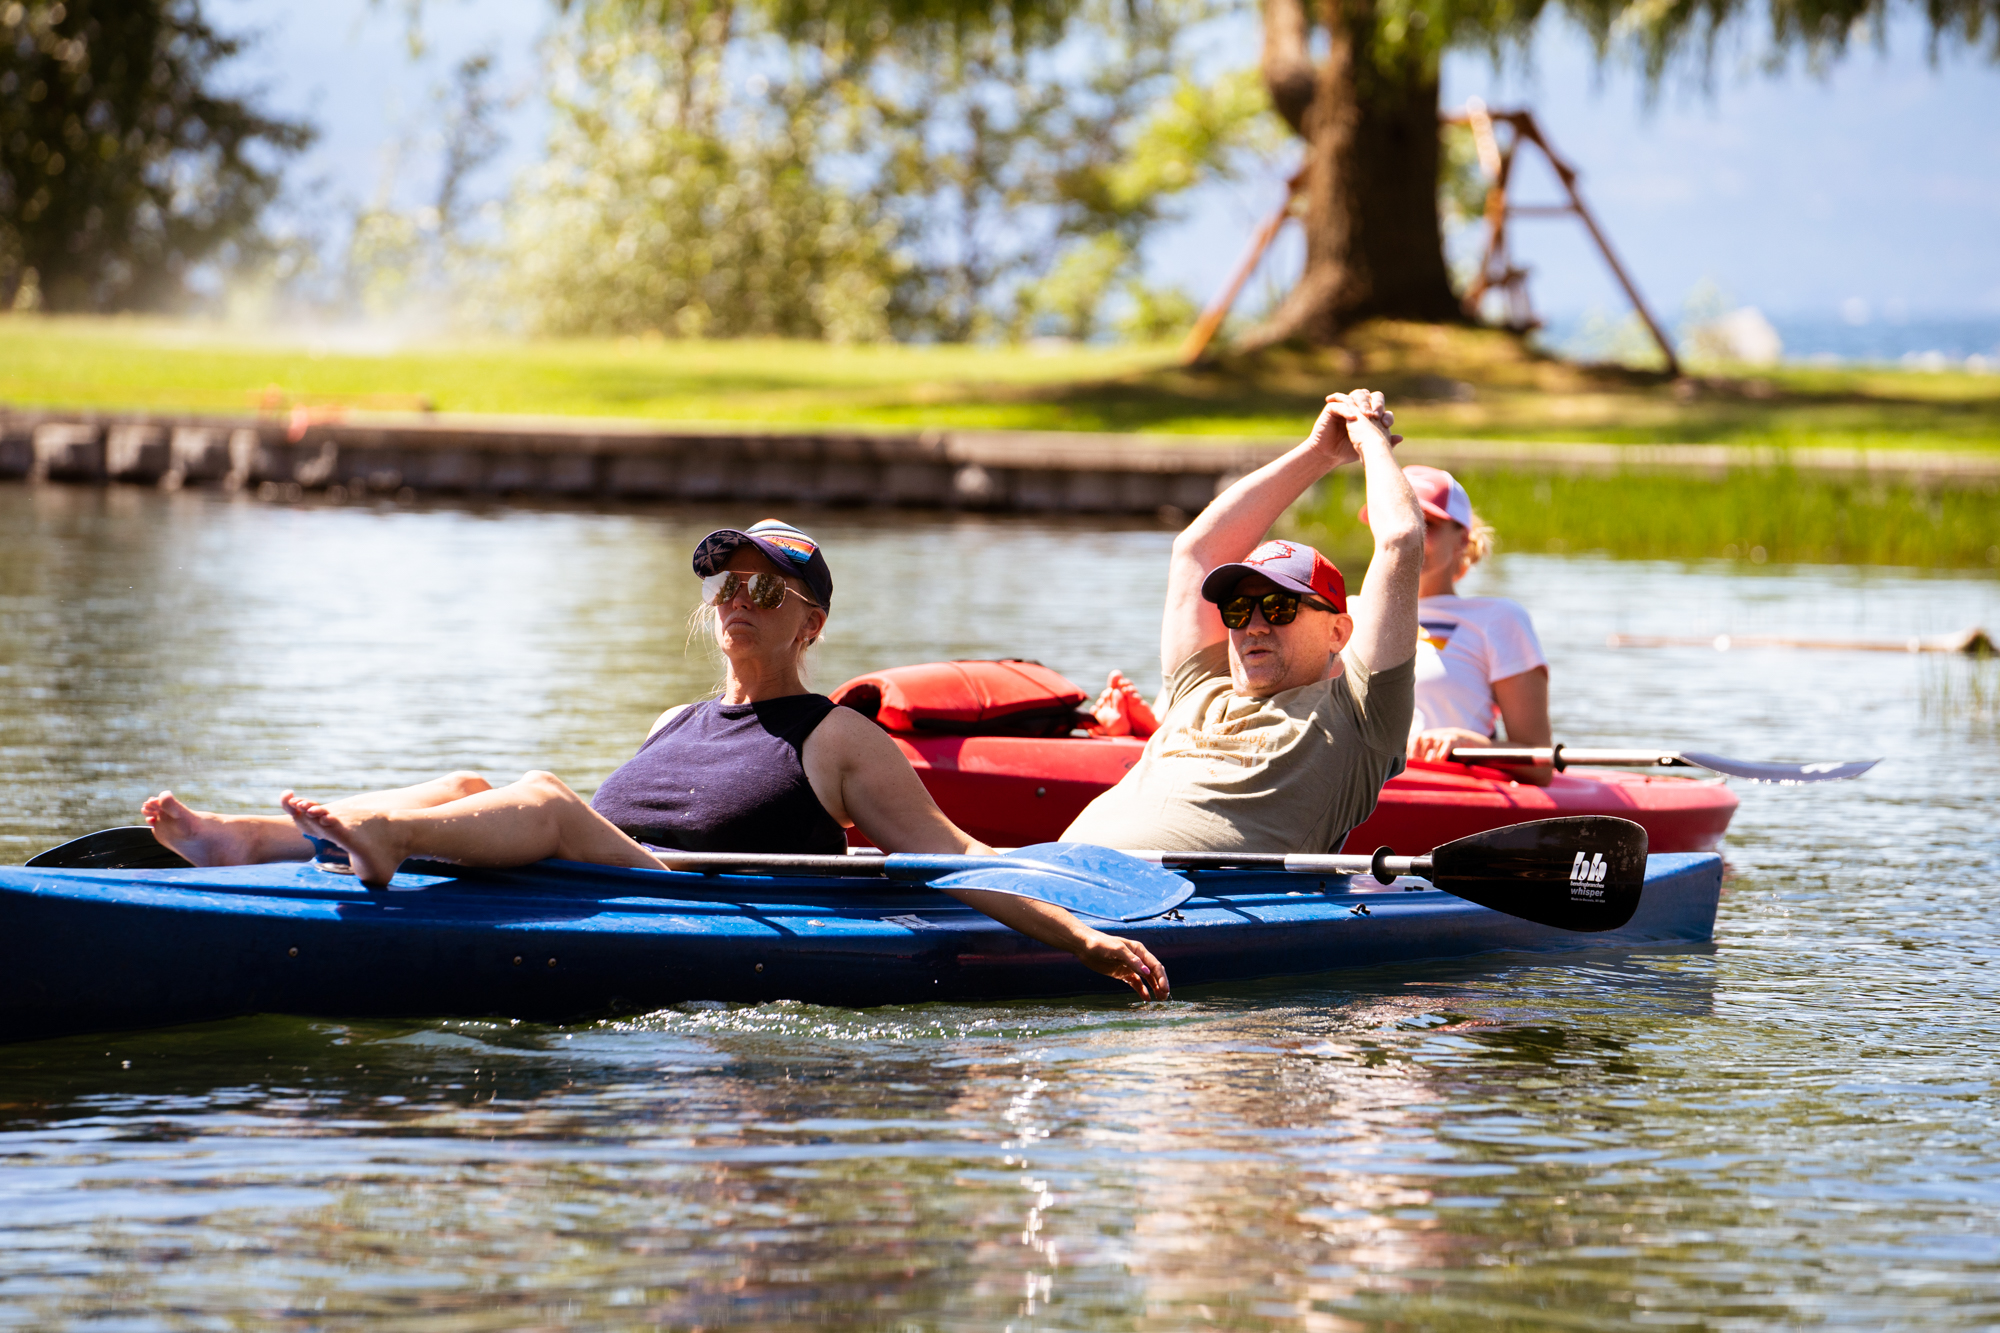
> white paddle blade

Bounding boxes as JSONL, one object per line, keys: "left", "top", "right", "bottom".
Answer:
{"left": 1678, "top": 752, "right": 1880, "bottom": 783}
{"left": 926, "top": 842, "right": 1196, "bottom": 922}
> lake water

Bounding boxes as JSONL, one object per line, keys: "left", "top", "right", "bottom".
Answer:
{"left": 3, "top": 485, "right": 1998, "bottom": 1330}
{"left": 1538, "top": 312, "right": 2000, "bottom": 370}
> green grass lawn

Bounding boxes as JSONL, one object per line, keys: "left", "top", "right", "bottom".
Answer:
{"left": 4, "top": 314, "right": 1998, "bottom": 453}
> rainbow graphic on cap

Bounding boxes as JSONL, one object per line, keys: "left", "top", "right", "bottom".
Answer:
{"left": 747, "top": 519, "right": 818, "bottom": 564}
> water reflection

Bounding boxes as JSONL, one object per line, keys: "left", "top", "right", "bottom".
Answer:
{"left": 2, "top": 954, "right": 1736, "bottom": 1330}
{"left": 3, "top": 486, "right": 1999, "bottom": 1328}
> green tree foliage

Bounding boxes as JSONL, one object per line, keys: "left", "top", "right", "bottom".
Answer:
{"left": 0, "top": 0, "right": 313, "bottom": 312}
{"left": 508, "top": 2, "right": 904, "bottom": 339}
{"left": 1241, "top": 0, "right": 1999, "bottom": 347}
{"left": 844, "top": 7, "right": 1275, "bottom": 339}
{"left": 507, "top": 0, "right": 1273, "bottom": 341}
{"left": 1560, "top": 0, "right": 1998, "bottom": 79}
{"left": 344, "top": 52, "right": 512, "bottom": 320}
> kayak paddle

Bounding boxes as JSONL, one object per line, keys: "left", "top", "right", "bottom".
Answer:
{"left": 27, "top": 822, "right": 1639, "bottom": 931}
{"left": 25, "top": 826, "right": 191, "bottom": 870}
{"left": 1134, "top": 815, "right": 1650, "bottom": 933}
{"left": 1608, "top": 628, "right": 1993, "bottom": 657}
{"left": 1450, "top": 744, "right": 1879, "bottom": 784}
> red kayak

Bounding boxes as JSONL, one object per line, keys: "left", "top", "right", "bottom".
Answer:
{"left": 831, "top": 660, "right": 1737, "bottom": 854}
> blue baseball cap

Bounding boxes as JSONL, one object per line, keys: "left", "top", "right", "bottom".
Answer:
{"left": 692, "top": 519, "right": 834, "bottom": 608}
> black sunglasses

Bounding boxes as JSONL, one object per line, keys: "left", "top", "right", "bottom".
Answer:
{"left": 1218, "top": 590, "right": 1339, "bottom": 629}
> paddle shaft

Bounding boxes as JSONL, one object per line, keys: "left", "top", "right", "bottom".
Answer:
{"left": 1446, "top": 744, "right": 1879, "bottom": 782}
{"left": 605, "top": 819, "right": 1651, "bottom": 935}
{"left": 646, "top": 850, "right": 1057, "bottom": 881}
{"left": 1134, "top": 849, "right": 1430, "bottom": 880}
{"left": 674, "top": 848, "right": 1433, "bottom": 882}
{"left": 1449, "top": 744, "right": 1688, "bottom": 772}
{"left": 1136, "top": 813, "right": 1651, "bottom": 934}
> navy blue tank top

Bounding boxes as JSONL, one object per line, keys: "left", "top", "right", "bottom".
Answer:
{"left": 589, "top": 694, "right": 848, "bottom": 855}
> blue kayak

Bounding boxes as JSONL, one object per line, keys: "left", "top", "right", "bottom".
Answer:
{"left": 0, "top": 852, "right": 1721, "bottom": 1042}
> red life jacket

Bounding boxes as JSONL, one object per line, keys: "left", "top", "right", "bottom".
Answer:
{"left": 830, "top": 660, "right": 1089, "bottom": 737}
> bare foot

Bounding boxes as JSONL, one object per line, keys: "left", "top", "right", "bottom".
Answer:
{"left": 281, "top": 791, "right": 408, "bottom": 888}
{"left": 1088, "top": 670, "right": 1159, "bottom": 739}
{"left": 143, "top": 791, "right": 308, "bottom": 866}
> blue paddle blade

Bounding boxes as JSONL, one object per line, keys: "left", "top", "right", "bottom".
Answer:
{"left": 911, "top": 842, "right": 1195, "bottom": 923}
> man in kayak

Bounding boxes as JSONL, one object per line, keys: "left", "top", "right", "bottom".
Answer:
{"left": 142, "top": 520, "right": 1170, "bottom": 1000}
{"left": 1062, "top": 389, "right": 1423, "bottom": 854}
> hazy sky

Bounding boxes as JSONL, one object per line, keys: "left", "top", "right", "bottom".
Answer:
{"left": 223, "top": 0, "right": 1998, "bottom": 327}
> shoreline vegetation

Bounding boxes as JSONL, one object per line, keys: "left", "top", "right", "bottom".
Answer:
{"left": 1287, "top": 469, "right": 2000, "bottom": 572}
{"left": 9, "top": 313, "right": 1997, "bottom": 569}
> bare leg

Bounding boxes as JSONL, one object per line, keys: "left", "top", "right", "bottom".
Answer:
{"left": 280, "top": 771, "right": 660, "bottom": 888}
{"left": 144, "top": 772, "right": 494, "bottom": 867}
{"left": 143, "top": 793, "right": 310, "bottom": 866}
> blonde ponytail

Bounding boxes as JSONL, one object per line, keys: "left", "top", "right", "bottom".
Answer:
{"left": 1460, "top": 506, "right": 1496, "bottom": 575}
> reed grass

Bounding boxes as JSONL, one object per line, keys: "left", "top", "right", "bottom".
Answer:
{"left": 1920, "top": 658, "right": 2000, "bottom": 732}
{"left": 1288, "top": 467, "right": 2000, "bottom": 570}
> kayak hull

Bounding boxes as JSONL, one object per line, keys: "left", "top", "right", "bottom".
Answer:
{"left": 875, "top": 733, "right": 1739, "bottom": 854}
{"left": 0, "top": 853, "right": 1721, "bottom": 1043}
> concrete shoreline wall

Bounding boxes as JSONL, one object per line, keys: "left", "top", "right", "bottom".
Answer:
{"left": 3, "top": 408, "right": 1993, "bottom": 513}
{"left": 0, "top": 411, "right": 1264, "bottom": 514}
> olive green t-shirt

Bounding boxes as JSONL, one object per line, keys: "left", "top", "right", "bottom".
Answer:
{"left": 1062, "top": 642, "right": 1415, "bottom": 854}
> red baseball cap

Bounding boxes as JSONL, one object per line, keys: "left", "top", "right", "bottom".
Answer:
{"left": 1200, "top": 539, "right": 1348, "bottom": 613}
{"left": 1357, "top": 465, "right": 1473, "bottom": 527}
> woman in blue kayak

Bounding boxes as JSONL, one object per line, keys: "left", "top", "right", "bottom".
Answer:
{"left": 1380, "top": 466, "right": 1554, "bottom": 786}
{"left": 143, "top": 520, "right": 1169, "bottom": 998}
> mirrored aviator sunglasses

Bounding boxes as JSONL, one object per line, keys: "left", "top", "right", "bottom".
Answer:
{"left": 702, "top": 570, "right": 816, "bottom": 611}
{"left": 1218, "top": 590, "right": 1334, "bottom": 629}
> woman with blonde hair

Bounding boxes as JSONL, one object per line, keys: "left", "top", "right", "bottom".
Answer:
{"left": 1363, "top": 467, "right": 1553, "bottom": 785}
{"left": 142, "top": 519, "right": 1170, "bottom": 997}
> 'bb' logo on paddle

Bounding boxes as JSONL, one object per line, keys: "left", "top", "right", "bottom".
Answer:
{"left": 1569, "top": 851, "right": 1608, "bottom": 899}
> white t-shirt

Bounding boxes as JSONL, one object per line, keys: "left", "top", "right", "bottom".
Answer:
{"left": 1412, "top": 595, "right": 1547, "bottom": 737}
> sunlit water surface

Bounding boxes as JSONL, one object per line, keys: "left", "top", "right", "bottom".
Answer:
{"left": 2, "top": 485, "right": 1998, "bottom": 1330}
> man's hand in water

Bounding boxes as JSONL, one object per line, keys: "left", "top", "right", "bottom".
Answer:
{"left": 1088, "top": 669, "right": 1159, "bottom": 738}
{"left": 1076, "top": 929, "right": 1171, "bottom": 1000}
{"left": 1305, "top": 389, "right": 1402, "bottom": 468}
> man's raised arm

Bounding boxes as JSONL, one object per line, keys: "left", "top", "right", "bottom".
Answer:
{"left": 1158, "top": 391, "right": 1397, "bottom": 675}
{"left": 1342, "top": 408, "right": 1424, "bottom": 672}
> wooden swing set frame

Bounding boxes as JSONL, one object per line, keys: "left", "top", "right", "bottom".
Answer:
{"left": 1178, "top": 101, "right": 1681, "bottom": 375}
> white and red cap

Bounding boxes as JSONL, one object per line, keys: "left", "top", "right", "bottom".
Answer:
{"left": 1200, "top": 539, "right": 1348, "bottom": 613}
{"left": 1357, "top": 465, "right": 1472, "bottom": 528}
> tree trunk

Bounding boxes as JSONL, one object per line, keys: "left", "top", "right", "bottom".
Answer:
{"left": 1241, "top": 0, "right": 1461, "bottom": 351}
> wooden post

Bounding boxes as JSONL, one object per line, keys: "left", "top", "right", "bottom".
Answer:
{"left": 1509, "top": 112, "right": 1680, "bottom": 376}
{"left": 1178, "top": 169, "right": 1305, "bottom": 365}
{"left": 1184, "top": 107, "right": 1679, "bottom": 374}
{"left": 1444, "top": 104, "right": 1681, "bottom": 376}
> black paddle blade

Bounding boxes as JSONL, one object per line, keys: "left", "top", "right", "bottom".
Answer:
{"left": 24, "top": 826, "right": 193, "bottom": 870}
{"left": 1427, "top": 816, "right": 1647, "bottom": 933}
